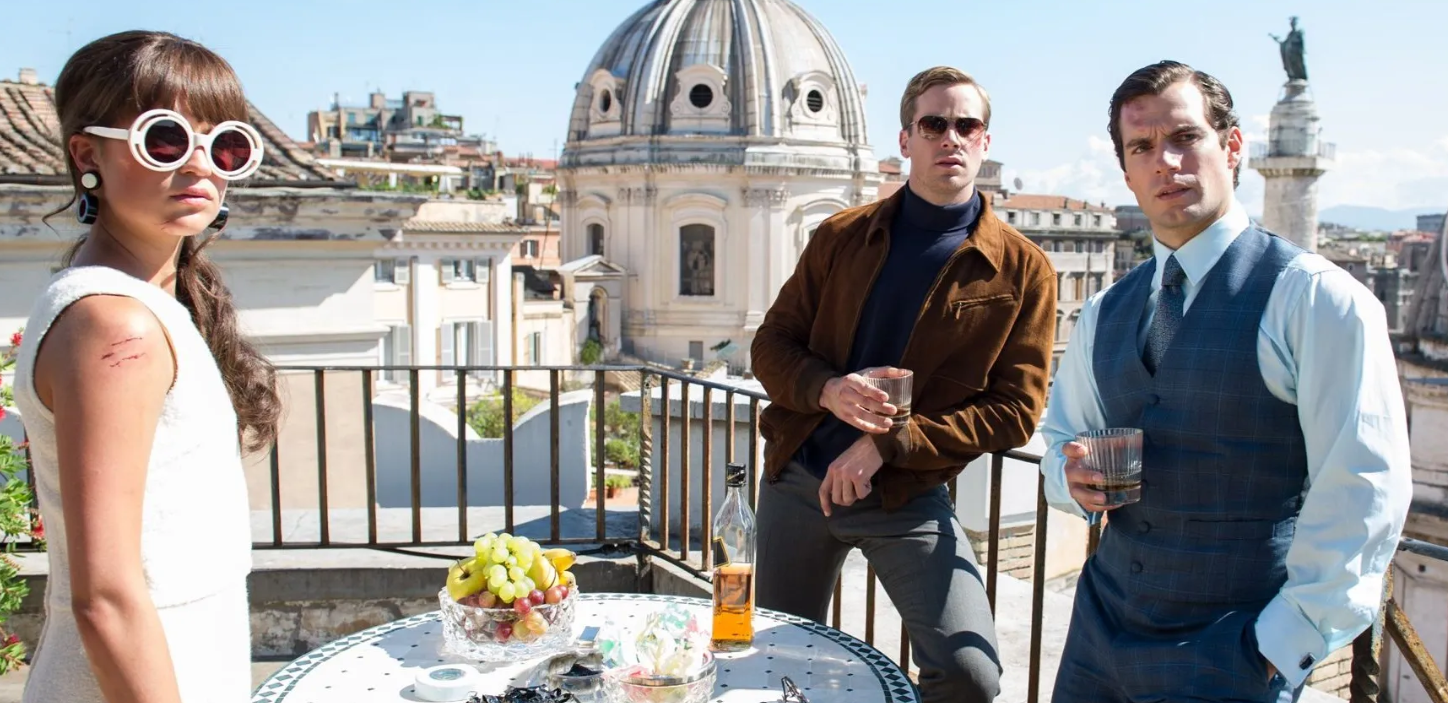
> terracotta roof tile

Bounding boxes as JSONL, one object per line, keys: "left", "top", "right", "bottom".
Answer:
{"left": 404, "top": 220, "right": 532, "bottom": 234}
{"left": 993, "top": 192, "right": 1112, "bottom": 212}
{"left": 0, "top": 78, "right": 343, "bottom": 187}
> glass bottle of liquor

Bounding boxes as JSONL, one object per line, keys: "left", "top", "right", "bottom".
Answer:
{"left": 710, "top": 463, "right": 756, "bottom": 652}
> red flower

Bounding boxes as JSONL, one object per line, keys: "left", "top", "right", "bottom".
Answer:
{"left": 0, "top": 406, "right": 5, "bottom": 423}
{"left": 2, "top": 635, "right": 17, "bottom": 648}
{"left": 31, "top": 516, "right": 42, "bottom": 542}
{"left": 7, "top": 332, "right": 19, "bottom": 348}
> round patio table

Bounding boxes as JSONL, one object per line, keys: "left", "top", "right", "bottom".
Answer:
{"left": 252, "top": 592, "right": 920, "bottom": 703}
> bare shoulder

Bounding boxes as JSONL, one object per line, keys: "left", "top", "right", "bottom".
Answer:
{"left": 36, "top": 294, "right": 176, "bottom": 401}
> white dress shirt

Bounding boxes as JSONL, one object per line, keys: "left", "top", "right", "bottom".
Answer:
{"left": 1040, "top": 199, "right": 1413, "bottom": 688}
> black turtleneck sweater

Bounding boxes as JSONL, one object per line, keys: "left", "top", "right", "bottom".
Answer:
{"left": 795, "top": 184, "right": 983, "bottom": 477}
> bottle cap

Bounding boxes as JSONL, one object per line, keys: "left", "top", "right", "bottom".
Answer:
{"left": 725, "top": 463, "right": 747, "bottom": 487}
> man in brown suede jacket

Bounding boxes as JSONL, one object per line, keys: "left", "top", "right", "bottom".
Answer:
{"left": 749, "top": 66, "right": 1057, "bottom": 703}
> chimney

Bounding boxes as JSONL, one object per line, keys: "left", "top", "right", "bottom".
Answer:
{"left": 18, "top": 68, "right": 38, "bottom": 85}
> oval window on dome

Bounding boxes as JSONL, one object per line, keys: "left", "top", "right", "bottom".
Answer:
{"left": 599, "top": 89, "right": 613, "bottom": 113}
{"left": 806, "top": 89, "right": 825, "bottom": 113}
{"left": 689, "top": 84, "right": 714, "bottom": 109}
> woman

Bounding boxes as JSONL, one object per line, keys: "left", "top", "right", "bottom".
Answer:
{"left": 11, "top": 30, "right": 279, "bottom": 702}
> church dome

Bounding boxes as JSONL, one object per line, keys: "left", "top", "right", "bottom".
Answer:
{"left": 562, "top": 0, "right": 872, "bottom": 170}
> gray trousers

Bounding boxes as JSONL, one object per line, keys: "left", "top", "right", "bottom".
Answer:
{"left": 756, "top": 461, "right": 1001, "bottom": 703}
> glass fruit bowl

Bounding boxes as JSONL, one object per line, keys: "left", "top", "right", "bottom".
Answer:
{"left": 438, "top": 584, "right": 579, "bottom": 662}
{"left": 602, "top": 654, "right": 716, "bottom": 703}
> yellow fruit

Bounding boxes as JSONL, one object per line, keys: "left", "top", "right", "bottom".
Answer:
{"left": 542, "top": 548, "right": 576, "bottom": 572}
{"left": 446, "top": 558, "right": 486, "bottom": 601}
{"left": 560, "top": 570, "right": 577, "bottom": 588}
{"left": 527, "top": 555, "right": 558, "bottom": 589}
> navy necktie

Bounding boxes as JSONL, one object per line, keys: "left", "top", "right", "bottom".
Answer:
{"left": 1143, "top": 255, "right": 1185, "bottom": 374}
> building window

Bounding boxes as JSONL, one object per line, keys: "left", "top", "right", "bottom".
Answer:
{"left": 1032, "top": 212, "right": 1041, "bottom": 225}
{"left": 440, "top": 320, "right": 493, "bottom": 378}
{"left": 679, "top": 224, "right": 716, "bottom": 296}
{"left": 526, "top": 332, "right": 544, "bottom": 366}
{"left": 689, "top": 340, "right": 704, "bottom": 362}
{"left": 381, "top": 324, "right": 412, "bottom": 382}
{"left": 1091, "top": 273, "right": 1105, "bottom": 295}
{"left": 1007, "top": 211, "right": 1017, "bottom": 224}
{"left": 588, "top": 223, "right": 605, "bottom": 257}
{"left": 1063, "top": 241, "right": 1076, "bottom": 253}
{"left": 1072, "top": 273, "right": 1085, "bottom": 300}
{"left": 1074, "top": 213, "right": 1083, "bottom": 226}
{"left": 374, "top": 258, "right": 410, "bottom": 284}
{"left": 1094, "top": 215, "right": 1103, "bottom": 228}
{"left": 1057, "top": 273, "right": 1068, "bottom": 301}
{"left": 1053, "top": 213, "right": 1062, "bottom": 226}
{"left": 689, "top": 84, "right": 714, "bottom": 109}
{"left": 440, "top": 258, "right": 490, "bottom": 284}
{"left": 521, "top": 239, "right": 540, "bottom": 258}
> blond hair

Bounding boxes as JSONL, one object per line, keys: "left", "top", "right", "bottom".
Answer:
{"left": 899, "top": 66, "right": 992, "bottom": 130}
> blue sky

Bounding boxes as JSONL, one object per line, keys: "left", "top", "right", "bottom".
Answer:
{"left": 4, "top": 0, "right": 1445, "bottom": 213}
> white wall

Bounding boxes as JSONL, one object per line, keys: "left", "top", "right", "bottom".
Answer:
{"left": 371, "top": 389, "right": 594, "bottom": 510}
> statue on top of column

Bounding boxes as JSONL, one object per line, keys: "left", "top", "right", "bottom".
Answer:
{"left": 1269, "top": 16, "right": 1309, "bottom": 82}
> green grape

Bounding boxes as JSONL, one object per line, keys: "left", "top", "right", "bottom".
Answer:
{"left": 508, "top": 566, "right": 525, "bottom": 582}
{"left": 497, "top": 582, "right": 516, "bottom": 603}
{"left": 490, "top": 546, "right": 509, "bottom": 564}
{"left": 511, "top": 580, "right": 530, "bottom": 599}
{"left": 515, "top": 550, "right": 534, "bottom": 570}
{"left": 518, "top": 576, "right": 535, "bottom": 595}
{"left": 487, "top": 574, "right": 506, "bottom": 592}
{"left": 505, "top": 555, "right": 518, "bottom": 567}
{"left": 488, "top": 564, "right": 507, "bottom": 583}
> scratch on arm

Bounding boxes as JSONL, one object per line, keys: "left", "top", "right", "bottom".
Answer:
{"left": 100, "top": 336, "right": 146, "bottom": 367}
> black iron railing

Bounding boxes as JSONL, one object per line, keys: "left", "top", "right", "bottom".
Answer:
{"left": 28, "top": 362, "right": 1432, "bottom": 702}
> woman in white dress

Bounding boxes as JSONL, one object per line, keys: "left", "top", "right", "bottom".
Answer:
{"left": 11, "top": 30, "right": 278, "bottom": 702}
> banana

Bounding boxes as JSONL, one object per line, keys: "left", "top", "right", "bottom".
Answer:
{"left": 542, "top": 548, "right": 576, "bottom": 572}
{"left": 560, "top": 570, "right": 577, "bottom": 588}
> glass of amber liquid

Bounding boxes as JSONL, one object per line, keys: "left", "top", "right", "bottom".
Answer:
{"left": 1076, "top": 428, "right": 1144, "bottom": 507}
{"left": 711, "top": 463, "right": 756, "bottom": 652}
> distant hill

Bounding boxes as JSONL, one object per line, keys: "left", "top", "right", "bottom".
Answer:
{"left": 1317, "top": 205, "right": 1444, "bottom": 232}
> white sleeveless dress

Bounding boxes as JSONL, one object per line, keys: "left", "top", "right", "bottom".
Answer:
{"left": 11, "top": 266, "right": 254, "bottom": 703}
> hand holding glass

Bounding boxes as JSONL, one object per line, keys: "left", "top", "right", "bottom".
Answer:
{"left": 860, "top": 368, "right": 913, "bottom": 428}
{"left": 1074, "top": 428, "right": 1143, "bottom": 508}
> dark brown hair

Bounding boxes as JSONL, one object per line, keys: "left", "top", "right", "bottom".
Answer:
{"left": 50, "top": 30, "right": 280, "bottom": 453}
{"left": 1108, "top": 60, "right": 1241, "bottom": 187}
{"left": 899, "top": 66, "right": 992, "bottom": 131}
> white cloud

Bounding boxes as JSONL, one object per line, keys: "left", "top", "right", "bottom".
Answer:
{"left": 1001, "top": 126, "right": 1448, "bottom": 216}
{"left": 1002, "top": 135, "right": 1134, "bottom": 208}
{"left": 1314, "top": 140, "right": 1448, "bottom": 211}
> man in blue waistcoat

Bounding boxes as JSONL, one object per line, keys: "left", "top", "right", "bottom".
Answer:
{"left": 1040, "top": 60, "right": 1413, "bottom": 702}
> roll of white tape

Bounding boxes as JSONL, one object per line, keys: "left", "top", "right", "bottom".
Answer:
{"left": 413, "top": 664, "right": 482, "bottom": 702}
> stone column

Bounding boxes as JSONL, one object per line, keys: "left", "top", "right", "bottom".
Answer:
{"left": 742, "top": 186, "right": 788, "bottom": 332}
{"left": 1249, "top": 80, "right": 1334, "bottom": 252}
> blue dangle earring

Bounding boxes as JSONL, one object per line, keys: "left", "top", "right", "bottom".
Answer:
{"left": 76, "top": 171, "right": 101, "bottom": 225}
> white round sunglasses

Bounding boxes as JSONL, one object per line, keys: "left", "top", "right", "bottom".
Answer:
{"left": 82, "top": 108, "right": 265, "bottom": 180}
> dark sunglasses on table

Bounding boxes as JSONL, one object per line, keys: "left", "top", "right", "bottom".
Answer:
{"left": 82, "top": 109, "right": 264, "bottom": 181}
{"left": 913, "top": 115, "right": 987, "bottom": 142}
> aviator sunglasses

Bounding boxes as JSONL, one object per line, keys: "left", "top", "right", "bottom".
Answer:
{"left": 82, "top": 109, "right": 265, "bottom": 180}
{"left": 914, "top": 115, "right": 987, "bottom": 142}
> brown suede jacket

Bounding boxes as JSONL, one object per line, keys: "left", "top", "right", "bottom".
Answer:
{"left": 750, "top": 186, "right": 1058, "bottom": 510}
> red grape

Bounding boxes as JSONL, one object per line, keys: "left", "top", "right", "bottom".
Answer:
{"left": 496, "top": 622, "right": 513, "bottom": 641}
{"left": 529, "top": 589, "right": 546, "bottom": 606}
{"left": 513, "top": 597, "right": 533, "bottom": 615}
{"left": 544, "top": 585, "right": 565, "bottom": 605}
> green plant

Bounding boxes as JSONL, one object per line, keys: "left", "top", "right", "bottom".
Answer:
{"left": 579, "top": 338, "right": 602, "bottom": 366}
{"left": 604, "top": 473, "right": 634, "bottom": 490}
{"left": 0, "top": 329, "right": 40, "bottom": 674}
{"left": 467, "top": 389, "right": 544, "bottom": 439}
{"left": 604, "top": 439, "right": 639, "bottom": 470}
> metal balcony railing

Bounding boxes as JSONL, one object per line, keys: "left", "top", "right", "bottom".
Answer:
{"left": 18, "top": 363, "right": 1441, "bottom": 702}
